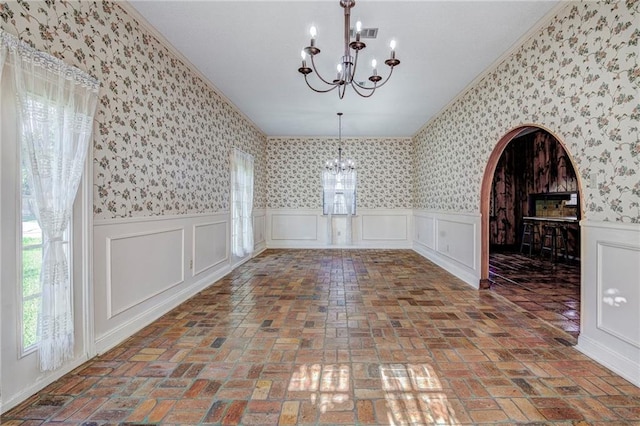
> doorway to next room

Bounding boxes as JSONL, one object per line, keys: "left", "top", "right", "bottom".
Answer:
{"left": 487, "top": 128, "right": 581, "bottom": 339}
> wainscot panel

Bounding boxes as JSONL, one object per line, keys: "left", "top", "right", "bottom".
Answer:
{"left": 413, "top": 210, "right": 481, "bottom": 288}
{"left": 266, "top": 209, "right": 413, "bottom": 249}
{"left": 93, "top": 212, "right": 231, "bottom": 354}
{"left": 193, "top": 221, "right": 228, "bottom": 277}
{"left": 108, "top": 228, "right": 184, "bottom": 318}
{"left": 253, "top": 209, "right": 267, "bottom": 253}
{"left": 577, "top": 221, "right": 640, "bottom": 387}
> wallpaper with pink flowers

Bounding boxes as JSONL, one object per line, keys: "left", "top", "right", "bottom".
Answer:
{"left": 0, "top": 1, "right": 267, "bottom": 220}
{"left": 414, "top": 0, "right": 639, "bottom": 223}
{"left": 266, "top": 137, "right": 414, "bottom": 209}
{"left": 2, "top": 1, "right": 637, "bottom": 223}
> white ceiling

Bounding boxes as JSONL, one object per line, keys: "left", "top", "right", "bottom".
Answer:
{"left": 127, "top": 1, "right": 561, "bottom": 137}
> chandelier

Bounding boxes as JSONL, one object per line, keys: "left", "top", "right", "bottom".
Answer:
{"left": 298, "top": 0, "right": 400, "bottom": 99}
{"left": 325, "top": 113, "right": 355, "bottom": 174}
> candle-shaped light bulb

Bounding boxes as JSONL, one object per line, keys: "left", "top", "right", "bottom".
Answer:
{"left": 356, "top": 21, "right": 362, "bottom": 33}
{"left": 301, "top": 50, "right": 306, "bottom": 60}
{"left": 390, "top": 39, "right": 396, "bottom": 51}
{"left": 310, "top": 26, "right": 317, "bottom": 39}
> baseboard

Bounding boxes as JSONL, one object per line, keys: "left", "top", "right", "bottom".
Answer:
{"left": 575, "top": 334, "right": 640, "bottom": 387}
{"left": 95, "top": 264, "right": 231, "bottom": 354}
{"left": 0, "top": 354, "right": 89, "bottom": 414}
{"left": 413, "top": 241, "right": 479, "bottom": 289}
{"left": 266, "top": 242, "right": 413, "bottom": 250}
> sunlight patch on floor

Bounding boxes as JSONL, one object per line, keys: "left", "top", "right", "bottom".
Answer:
{"left": 288, "top": 364, "right": 350, "bottom": 413}
{"left": 381, "top": 363, "right": 459, "bottom": 425}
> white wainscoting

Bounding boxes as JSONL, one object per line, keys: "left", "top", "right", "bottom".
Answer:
{"left": 576, "top": 220, "right": 640, "bottom": 387}
{"left": 108, "top": 227, "right": 185, "bottom": 318}
{"left": 412, "top": 210, "right": 481, "bottom": 288}
{"left": 93, "top": 212, "right": 231, "bottom": 354}
{"left": 266, "top": 209, "right": 413, "bottom": 249}
{"left": 253, "top": 208, "right": 266, "bottom": 254}
{"left": 193, "top": 221, "right": 228, "bottom": 276}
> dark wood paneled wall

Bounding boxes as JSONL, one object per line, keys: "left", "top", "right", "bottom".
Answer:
{"left": 490, "top": 130, "right": 578, "bottom": 251}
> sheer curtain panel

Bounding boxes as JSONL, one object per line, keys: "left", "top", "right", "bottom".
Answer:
{"left": 231, "top": 148, "right": 254, "bottom": 257}
{"left": 342, "top": 171, "right": 357, "bottom": 244}
{"left": 1, "top": 31, "right": 99, "bottom": 371}
{"left": 322, "top": 171, "right": 337, "bottom": 244}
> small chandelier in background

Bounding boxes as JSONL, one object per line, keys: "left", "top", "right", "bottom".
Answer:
{"left": 298, "top": 0, "right": 400, "bottom": 99}
{"left": 325, "top": 112, "right": 355, "bottom": 175}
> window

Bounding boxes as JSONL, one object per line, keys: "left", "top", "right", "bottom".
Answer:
{"left": 21, "top": 170, "right": 43, "bottom": 351}
{"left": 322, "top": 172, "right": 356, "bottom": 215}
{"left": 231, "top": 149, "right": 254, "bottom": 257}
{"left": 19, "top": 99, "right": 72, "bottom": 354}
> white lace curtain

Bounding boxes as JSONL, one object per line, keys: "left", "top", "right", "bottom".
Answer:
{"left": 231, "top": 148, "right": 254, "bottom": 257}
{"left": 1, "top": 31, "right": 99, "bottom": 371}
{"left": 322, "top": 171, "right": 357, "bottom": 245}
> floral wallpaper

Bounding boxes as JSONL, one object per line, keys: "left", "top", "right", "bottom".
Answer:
{"left": 267, "top": 137, "right": 414, "bottom": 209}
{"left": 414, "top": 0, "right": 639, "bottom": 223}
{"left": 0, "top": 1, "right": 267, "bottom": 219}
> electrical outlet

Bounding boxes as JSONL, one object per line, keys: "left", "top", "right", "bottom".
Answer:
{"left": 590, "top": 173, "right": 598, "bottom": 188}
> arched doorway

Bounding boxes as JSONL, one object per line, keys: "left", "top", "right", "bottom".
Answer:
{"left": 480, "top": 125, "right": 584, "bottom": 336}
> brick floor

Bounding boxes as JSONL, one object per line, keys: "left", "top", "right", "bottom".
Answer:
{"left": 2, "top": 249, "right": 638, "bottom": 424}
{"left": 489, "top": 251, "right": 581, "bottom": 338}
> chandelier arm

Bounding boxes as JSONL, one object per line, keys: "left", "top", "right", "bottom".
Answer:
{"left": 354, "top": 67, "right": 393, "bottom": 91}
{"left": 338, "top": 82, "right": 347, "bottom": 99}
{"left": 350, "top": 80, "right": 377, "bottom": 98}
{"left": 350, "top": 49, "right": 360, "bottom": 85}
{"left": 379, "top": 66, "right": 396, "bottom": 88}
{"left": 310, "top": 54, "right": 340, "bottom": 87}
{"left": 304, "top": 75, "right": 340, "bottom": 93}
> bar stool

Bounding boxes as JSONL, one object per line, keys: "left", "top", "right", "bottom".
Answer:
{"left": 520, "top": 221, "right": 536, "bottom": 255}
{"left": 540, "top": 224, "right": 569, "bottom": 262}
{"left": 556, "top": 225, "right": 569, "bottom": 262}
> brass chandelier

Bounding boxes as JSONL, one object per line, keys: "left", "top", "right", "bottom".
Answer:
{"left": 298, "top": 0, "right": 400, "bottom": 99}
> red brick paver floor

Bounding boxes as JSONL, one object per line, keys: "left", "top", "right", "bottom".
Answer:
{"left": 2, "top": 249, "right": 638, "bottom": 425}
{"left": 489, "top": 252, "right": 581, "bottom": 339}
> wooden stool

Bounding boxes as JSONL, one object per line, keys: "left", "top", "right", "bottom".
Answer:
{"left": 520, "top": 222, "right": 535, "bottom": 255}
{"left": 540, "top": 224, "right": 569, "bottom": 262}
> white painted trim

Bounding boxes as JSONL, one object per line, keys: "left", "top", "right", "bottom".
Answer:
{"left": 106, "top": 227, "right": 185, "bottom": 319}
{"left": 413, "top": 240, "right": 479, "bottom": 289}
{"left": 267, "top": 241, "right": 412, "bottom": 250}
{"left": 580, "top": 220, "right": 640, "bottom": 232}
{"left": 576, "top": 335, "right": 640, "bottom": 388}
{"left": 270, "top": 214, "right": 319, "bottom": 240}
{"left": 413, "top": 209, "right": 481, "bottom": 219}
{"left": 191, "top": 220, "right": 229, "bottom": 276}
{"left": 361, "top": 214, "right": 408, "bottom": 241}
{"left": 253, "top": 213, "right": 266, "bottom": 245}
{"left": 95, "top": 264, "right": 231, "bottom": 354}
{"left": 595, "top": 240, "right": 640, "bottom": 349}
{"left": 81, "top": 151, "right": 96, "bottom": 362}
{"left": 0, "top": 353, "right": 89, "bottom": 413}
{"left": 94, "top": 211, "right": 230, "bottom": 227}
{"left": 412, "top": 1, "right": 570, "bottom": 137}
